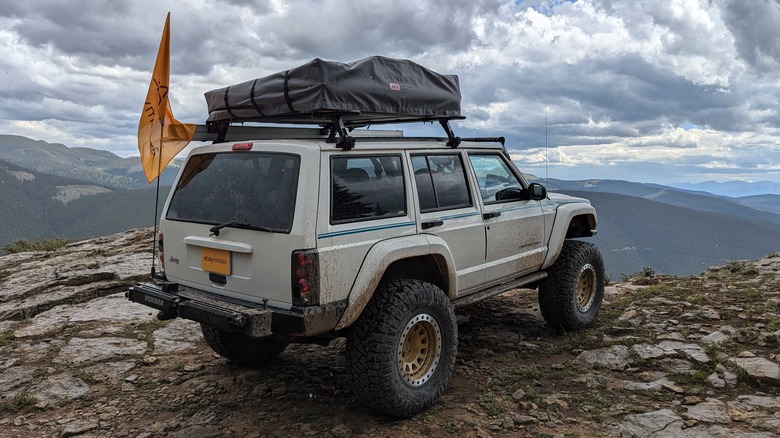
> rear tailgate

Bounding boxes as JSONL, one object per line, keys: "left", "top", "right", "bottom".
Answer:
{"left": 159, "top": 143, "right": 318, "bottom": 310}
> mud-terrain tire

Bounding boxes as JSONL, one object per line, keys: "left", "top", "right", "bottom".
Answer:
{"left": 346, "top": 279, "right": 457, "bottom": 418}
{"left": 201, "top": 324, "right": 287, "bottom": 365}
{"left": 538, "top": 240, "right": 605, "bottom": 331}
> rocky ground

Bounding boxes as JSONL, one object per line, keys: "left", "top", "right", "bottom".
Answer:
{"left": 1, "top": 228, "right": 779, "bottom": 438}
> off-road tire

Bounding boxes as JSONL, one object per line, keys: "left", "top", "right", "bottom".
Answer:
{"left": 346, "top": 279, "right": 457, "bottom": 418}
{"left": 201, "top": 324, "right": 287, "bottom": 366}
{"left": 538, "top": 240, "right": 605, "bottom": 331}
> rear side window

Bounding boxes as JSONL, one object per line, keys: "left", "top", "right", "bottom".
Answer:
{"left": 411, "top": 154, "right": 472, "bottom": 212}
{"left": 331, "top": 155, "right": 406, "bottom": 223}
{"left": 166, "top": 152, "right": 300, "bottom": 233}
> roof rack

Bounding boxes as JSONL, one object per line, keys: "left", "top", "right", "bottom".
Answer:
{"left": 193, "top": 115, "right": 503, "bottom": 150}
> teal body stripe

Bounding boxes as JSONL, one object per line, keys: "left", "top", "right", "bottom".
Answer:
{"left": 318, "top": 221, "right": 416, "bottom": 239}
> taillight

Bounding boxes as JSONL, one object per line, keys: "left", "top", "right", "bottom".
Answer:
{"left": 291, "top": 249, "right": 319, "bottom": 306}
{"left": 158, "top": 232, "right": 165, "bottom": 272}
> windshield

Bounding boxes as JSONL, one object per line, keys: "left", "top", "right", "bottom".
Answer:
{"left": 166, "top": 152, "right": 300, "bottom": 233}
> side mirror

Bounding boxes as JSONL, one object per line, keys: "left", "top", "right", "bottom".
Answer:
{"left": 495, "top": 187, "right": 524, "bottom": 201}
{"left": 528, "top": 183, "right": 547, "bottom": 201}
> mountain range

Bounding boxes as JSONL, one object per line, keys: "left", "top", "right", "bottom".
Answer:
{"left": 0, "top": 134, "right": 180, "bottom": 189}
{"left": 1, "top": 135, "right": 779, "bottom": 278}
{"left": 669, "top": 180, "right": 780, "bottom": 197}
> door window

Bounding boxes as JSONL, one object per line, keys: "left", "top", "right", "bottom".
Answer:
{"left": 411, "top": 154, "right": 472, "bottom": 212}
{"left": 468, "top": 155, "right": 524, "bottom": 204}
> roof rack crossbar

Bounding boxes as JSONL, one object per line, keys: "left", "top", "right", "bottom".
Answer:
{"left": 460, "top": 137, "right": 506, "bottom": 146}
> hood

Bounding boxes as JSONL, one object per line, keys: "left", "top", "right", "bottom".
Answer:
{"left": 546, "top": 191, "right": 591, "bottom": 205}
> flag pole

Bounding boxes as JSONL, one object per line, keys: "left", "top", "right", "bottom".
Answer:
{"left": 151, "top": 139, "right": 162, "bottom": 279}
{"left": 138, "top": 12, "right": 195, "bottom": 281}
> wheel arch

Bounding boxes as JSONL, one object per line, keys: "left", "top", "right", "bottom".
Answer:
{"left": 333, "top": 234, "right": 456, "bottom": 331}
{"left": 542, "top": 203, "right": 598, "bottom": 269}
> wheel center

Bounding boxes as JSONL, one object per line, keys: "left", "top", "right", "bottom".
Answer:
{"left": 397, "top": 313, "right": 442, "bottom": 387}
{"left": 576, "top": 263, "right": 596, "bottom": 312}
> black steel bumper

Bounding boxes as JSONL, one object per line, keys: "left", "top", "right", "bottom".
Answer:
{"left": 126, "top": 282, "right": 346, "bottom": 338}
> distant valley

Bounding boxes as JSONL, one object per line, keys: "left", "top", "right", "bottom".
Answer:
{"left": 0, "top": 159, "right": 169, "bottom": 250}
{"left": 1, "top": 135, "right": 779, "bottom": 278}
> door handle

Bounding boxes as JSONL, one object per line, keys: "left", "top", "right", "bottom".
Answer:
{"left": 483, "top": 212, "right": 502, "bottom": 220}
{"left": 421, "top": 220, "right": 444, "bottom": 230}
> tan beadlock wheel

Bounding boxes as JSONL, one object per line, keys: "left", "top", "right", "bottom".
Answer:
{"left": 347, "top": 279, "right": 457, "bottom": 417}
{"left": 539, "top": 240, "right": 605, "bottom": 331}
{"left": 576, "top": 263, "right": 597, "bottom": 312}
{"left": 397, "top": 313, "right": 442, "bottom": 387}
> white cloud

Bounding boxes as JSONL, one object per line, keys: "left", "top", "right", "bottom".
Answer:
{"left": 0, "top": 0, "right": 778, "bottom": 185}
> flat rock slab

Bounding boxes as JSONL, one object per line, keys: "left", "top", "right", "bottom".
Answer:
{"left": 153, "top": 319, "right": 201, "bottom": 355}
{"left": 0, "top": 366, "right": 37, "bottom": 394}
{"left": 683, "top": 399, "right": 731, "bottom": 424}
{"left": 616, "top": 408, "right": 684, "bottom": 437}
{"left": 616, "top": 408, "right": 774, "bottom": 438}
{"left": 32, "top": 373, "right": 89, "bottom": 404}
{"left": 53, "top": 337, "right": 148, "bottom": 366}
{"left": 60, "top": 418, "right": 99, "bottom": 438}
{"left": 574, "top": 345, "right": 631, "bottom": 371}
{"left": 736, "top": 395, "right": 780, "bottom": 409}
{"left": 82, "top": 360, "right": 136, "bottom": 383}
{"left": 632, "top": 343, "right": 667, "bottom": 360}
{"left": 701, "top": 331, "right": 730, "bottom": 345}
{"left": 622, "top": 377, "right": 676, "bottom": 392}
{"left": 15, "top": 293, "right": 156, "bottom": 339}
{"left": 657, "top": 341, "right": 711, "bottom": 363}
{"left": 69, "top": 292, "right": 157, "bottom": 324}
{"left": 0, "top": 229, "right": 152, "bottom": 321}
{"left": 731, "top": 357, "right": 780, "bottom": 385}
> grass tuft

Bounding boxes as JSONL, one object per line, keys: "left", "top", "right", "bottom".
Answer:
{"left": 4, "top": 237, "right": 73, "bottom": 253}
{"left": 1, "top": 389, "right": 37, "bottom": 412}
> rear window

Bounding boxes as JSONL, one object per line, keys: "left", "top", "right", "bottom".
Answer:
{"left": 166, "top": 152, "right": 300, "bottom": 233}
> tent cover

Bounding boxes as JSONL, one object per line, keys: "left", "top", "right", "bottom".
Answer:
{"left": 204, "top": 56, "right": 462, "bottom": 127}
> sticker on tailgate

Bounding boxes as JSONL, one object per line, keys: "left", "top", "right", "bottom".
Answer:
{"left": 201, "top": 247, "right": 231, "bottom": 275}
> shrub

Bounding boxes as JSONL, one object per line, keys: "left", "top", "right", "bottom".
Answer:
{"left": 4, "top": 237, "right": 73, "bottom": 253}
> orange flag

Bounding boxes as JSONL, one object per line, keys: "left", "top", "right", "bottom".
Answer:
{"left": 137, "top": 12, "right": 195, "bottom": 183}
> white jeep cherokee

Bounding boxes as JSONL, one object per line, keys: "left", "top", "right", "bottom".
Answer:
{"left": 127, "top": 57, "right": 604, "bottom": 417}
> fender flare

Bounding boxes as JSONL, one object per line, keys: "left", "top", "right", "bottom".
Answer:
{"left": 542, "top": 203, "right": 597, "bottom": 269}
{"left": 334, "top": 234, "right": 457, "bottom": 330}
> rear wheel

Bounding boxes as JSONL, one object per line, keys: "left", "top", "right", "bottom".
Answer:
{"left": 201, "top": 324, "right": 287, "bottom": 365}
{"left": 538, "top": 240, "right": 605, "bottom": 331}
{"left": 346, "top": 279, "right": 457, "bottom": 418}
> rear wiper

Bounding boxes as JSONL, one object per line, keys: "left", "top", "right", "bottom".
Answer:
{"left": 209, "top": 221, "right": 252, "bottom": 236}
{"left": 208, "top": 221, "right": 283, "bottom": 236}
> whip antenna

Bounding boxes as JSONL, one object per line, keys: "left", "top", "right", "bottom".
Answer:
{"left": 545, "top": 105, "right": 549, "bottom": 186}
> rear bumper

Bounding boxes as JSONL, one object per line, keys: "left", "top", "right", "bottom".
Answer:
{"left": 126, "top": 282, "right": 346, "bottom": 338}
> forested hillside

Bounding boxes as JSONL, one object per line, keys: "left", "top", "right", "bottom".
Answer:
{"left": 0, "top": 159, "right": 169, "bottom": 250}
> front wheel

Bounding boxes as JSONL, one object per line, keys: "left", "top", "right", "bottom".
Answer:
{"left": 538, "top": 240, "right": 605, "bottom": 331}
{"left": 346, "top": 279, "right": 457, "bottom": 418}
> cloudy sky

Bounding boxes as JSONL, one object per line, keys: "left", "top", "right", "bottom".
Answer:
{"left": 1, "top": 0, "right": 779, "bottom": 185}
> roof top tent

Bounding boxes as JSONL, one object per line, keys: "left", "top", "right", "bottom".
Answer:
{"left": 201, "top": 56, "right": 503, "bottom": 149}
